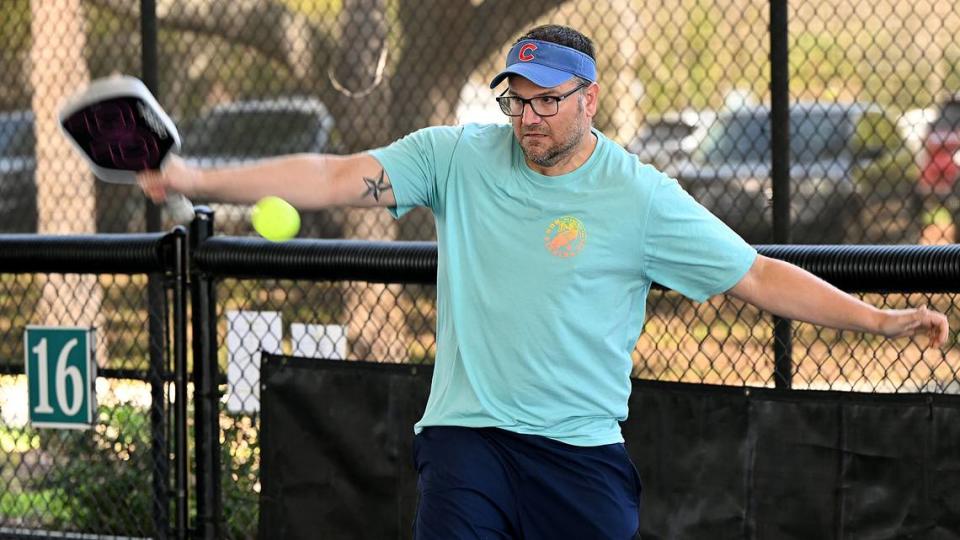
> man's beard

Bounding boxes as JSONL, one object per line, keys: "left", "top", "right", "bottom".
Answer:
{"left": 521, "top": 119, "right": 587, "bottom": 168}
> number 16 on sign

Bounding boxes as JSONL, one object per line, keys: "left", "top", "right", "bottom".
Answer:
{"left": 25, "top": 326, "right": 97, "bottom": 429}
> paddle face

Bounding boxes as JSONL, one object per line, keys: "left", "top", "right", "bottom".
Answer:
{"left": 59, "top": 76, "right": 194, "bottom": 223}
{"left": 60, "top": 95, "right": 176, "bottom": 184}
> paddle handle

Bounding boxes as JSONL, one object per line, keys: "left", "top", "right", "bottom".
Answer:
{"left": 165, "top": 193, "right": 196, "bottom": 224}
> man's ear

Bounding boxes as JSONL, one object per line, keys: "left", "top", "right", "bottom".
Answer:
{"left": 584, "top": 83, "right": 600, "bottom": 118}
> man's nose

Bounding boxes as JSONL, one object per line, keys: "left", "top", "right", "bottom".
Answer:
{"left": 521, "top": 102, "right": 543, "bottom": 125}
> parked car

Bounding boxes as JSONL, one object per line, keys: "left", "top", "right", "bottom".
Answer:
{"left": 915, "top": 95, "right": 960, "bottom": 241}
{"left": 0, "top": 110, "right": 37, "bottom": 232}
{"left": 664, "top": 102, "right": 921, "bottom": 244}
{"left": 627, "top": 109, "right": 714, "bottom": 170}
{"left": 0, "top": 98, "right": 337, "bottom": 235}
{"left": 918, "top": 95, "right": 960, "bottom": 196}
{"left": 180, "top": 97, "right": 335, "bottom": 164}
{"left": 897, "top": 107, "right": 937, "bottom": 159}
{"left": 0, "top": 109, "right": 147, "bottom": 233}
{"left": 178, "top": 97, "right": 337, "bottom": 236}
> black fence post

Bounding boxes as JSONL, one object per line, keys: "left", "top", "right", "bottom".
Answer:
{"left": 190, "top": 208, "right": 222, "bottom": 539}
{"left": 169, "top": 226, "right": 189, "bottom": 540}
{"left": 141, "top": 3, "right": 173, "bottom": 536}
{"left": 146, "top": 277, "right": 169, "bottom": 539}
{"left": 770, "top": 0, "right": 793, "bottom": 389}
{"left": 140, "top": 0, "right": 162, "bottom": 234}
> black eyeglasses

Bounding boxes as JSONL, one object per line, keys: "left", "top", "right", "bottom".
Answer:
{"left": 496, "top": 84, "right": 587, "bottom": 117}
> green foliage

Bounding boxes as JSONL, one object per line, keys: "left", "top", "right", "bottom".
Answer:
{"left": 637, "top": 2, "right": 949, "bottom": 117}
{"left": 0, "top": 0, "right": 30, "bottom": 110}
{"left": 99, "top": 275, "right": 152, "bottom": 371}
{"left": 0, "top": 0, "right": 29, "bottom": 52}
{"left": 0, "top": 274, "right": 153, "bottom": 372}
{"left": 945, "top": 44, "right": 960, "bottom": 96}
{"left": 680, "top": 2, "right": 723, "bottom": 110}
{"left": 1, "top": 403, "right": 264, "bottom": 538}
{"left": 638, "top": 0, "right": 768, "bottom": 116}
{"left": 84, "top": 4, "right": 142, "bottom": 80}
{"left": 0, "top": 488, "right": 73, "bottom": 522}
{"left": 0, "top": 403, "right": 156, "bottom": 534}
{"left": 221, "top": 414, "right": 261, "bottom": 539}
{"left": 791, "top": 31, "right": 860, "bottom": 98}
{"left": 0, "top": 275, "right": 42, "bottom": 369}
{"left": 36, "top": 404, "right": 155, "bottom": 535}
{"left": 278, "top": 0, "right": 342, "bottom": 19}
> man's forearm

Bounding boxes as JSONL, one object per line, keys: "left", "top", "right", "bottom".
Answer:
{"left": 190, "top": 154, "right": 332, "bottom": 207}
{"left": 184, "top": 152, "right": 396, "bottom": 209}
{"left": 728, "top": 255, "right": 883, "bottom": 333}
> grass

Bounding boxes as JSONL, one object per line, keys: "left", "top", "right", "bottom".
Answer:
{"left": 0, "top": 489, "right": 73, "bottom": 523}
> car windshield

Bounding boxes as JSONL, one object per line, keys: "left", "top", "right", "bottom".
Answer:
{"left": 640, "top": 120, "right": 695, "bottom": 141}
{"left": 932, "top": 101, "right": 960, "bottom": 131}
{"left": 0, "top": 116, "right": 35, "bottom": 159}
{"left": 694, "top": 109, "right": 849, "bottom": 164}
{"left": 181, "top": 110, "right": 321, "bottom": 158}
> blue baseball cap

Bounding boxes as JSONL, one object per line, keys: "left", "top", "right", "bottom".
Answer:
{"left": 489, "top": 39, "right": 597, "bottom": 89}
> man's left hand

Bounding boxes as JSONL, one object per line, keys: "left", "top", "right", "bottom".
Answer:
{"left": 877, "top": 306, "right": 950, "bottom": 348}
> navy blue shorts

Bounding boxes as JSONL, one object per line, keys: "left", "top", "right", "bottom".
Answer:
{"left": 412, "top": 426, "right": 642, "bottom": 539}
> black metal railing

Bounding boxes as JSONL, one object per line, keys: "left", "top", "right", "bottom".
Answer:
{"left": 0, "top": 229, "right": 188, "bottom": 539}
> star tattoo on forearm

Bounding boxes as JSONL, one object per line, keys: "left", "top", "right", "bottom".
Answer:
{"left": 362, "top": 169, "right": 392, "bottom": 202}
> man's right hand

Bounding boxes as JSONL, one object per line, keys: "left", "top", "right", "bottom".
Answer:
{"left": 136, "top": 152, "right": 395, "bottom": 209}
{"left": 138, "top": 154, "right": 201, "bottom": 203}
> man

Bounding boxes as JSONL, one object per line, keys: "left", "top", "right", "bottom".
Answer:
{"left": 141, "top": 24, "right": 948, "bottom": 540}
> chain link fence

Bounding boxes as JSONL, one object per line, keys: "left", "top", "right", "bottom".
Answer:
{"left": 637, "top": 291, "right": 960, "bottom": 392}
{"left": 209, "top": 284, "right": 959, "bottom": 539}
{"left": 0, "top": 272, "right": 175, "bottom": 537}
{"left": 0, "top": 233, "right": 956, "bottom": 538}
{"left": 199, "top": 239, "right": 959, "bottom": 539}
{"left": 2, "top": 0, "right": 959, "bottom": 242}
{"left": 3, "top": 1, "right": 960, "bottom": 538}
{"left": 209, "top": 278, "right": 436, "bottom": 538}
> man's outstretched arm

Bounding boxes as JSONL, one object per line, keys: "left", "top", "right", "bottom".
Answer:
{"left": 138, "top": 153, "right": 395, "bottom": 209}
{"left": 727, "top": 255, "right": 949, "bottom": 348}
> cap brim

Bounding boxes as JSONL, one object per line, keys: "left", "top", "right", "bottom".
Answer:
{"left": 489, "top": 64, "right": 575, "bottom": 89}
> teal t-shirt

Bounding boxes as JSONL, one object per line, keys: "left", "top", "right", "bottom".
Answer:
{"left": 369, "top": 123, "right": 756, "bottom": 446}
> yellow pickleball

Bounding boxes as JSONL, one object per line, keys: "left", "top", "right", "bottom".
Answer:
{"left": 252, "top": 196, "right": 300, "bottom": 242}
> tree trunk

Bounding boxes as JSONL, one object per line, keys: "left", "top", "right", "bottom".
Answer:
{"left": 328, "top": 0, "right": 392, "bottom": 151}
{"left": 331, "top": 0, "right": 410, "bottom": 361}
{"left": 594, "top": 0, "right": 643, "bottom": 144}
{"left": 29, "top": 0, "right": 103, "bottom": 347}
{"left": 87, "top": 0, "right": 323, "bottom": 80}
{"left": 90, "top": 0, "right": 568, "bottom": 141}
{"left": 30, "top": 0, "right": 93, "bottom": 234}
{"left": 356, "top": 0, "right": 565, "bottom": 360}
{"left": 391, "top": 0, "right": 567, "bottom": 137}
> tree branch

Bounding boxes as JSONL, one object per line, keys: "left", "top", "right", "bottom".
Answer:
{"left": 86, "top": 0, "right": 331, "bottom": 79}
{"left": 472, "top": 0, "right": 570, "bottom": 64}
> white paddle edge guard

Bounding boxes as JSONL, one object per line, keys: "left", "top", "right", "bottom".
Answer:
{"left": 58, "top": 75, "right": 195, "bottom": 223}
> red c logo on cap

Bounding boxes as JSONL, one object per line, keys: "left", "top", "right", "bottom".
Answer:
{"left": 518, "top": 43, "right": 537, "bottom": 62}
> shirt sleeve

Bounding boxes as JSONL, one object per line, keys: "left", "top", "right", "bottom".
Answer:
{"left": 641, "top": 172, "right": 758, "bottom": 302}
{"left": 367, "top": 125, "right": 463, "bottom": 218}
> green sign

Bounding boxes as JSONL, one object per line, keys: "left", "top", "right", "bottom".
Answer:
{"left": 25, "top": 326, "right": 96, "bottom": 429}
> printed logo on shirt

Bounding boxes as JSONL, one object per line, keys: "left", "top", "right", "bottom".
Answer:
{"left": 544, "top": 216, "right": 587, "bottom": 258}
